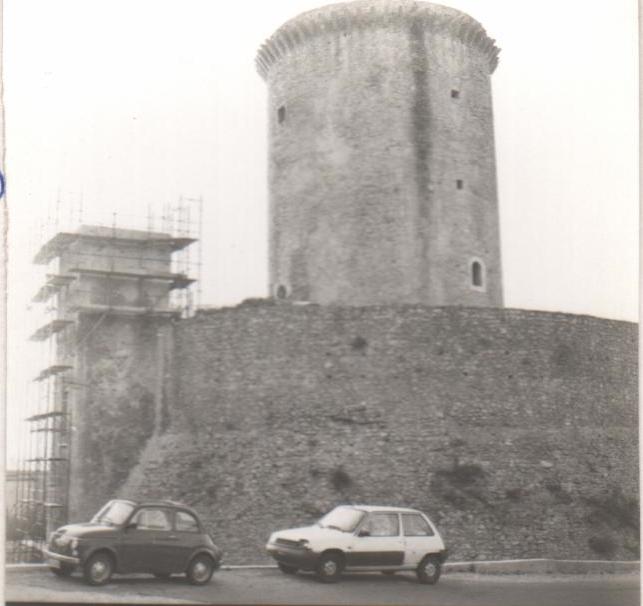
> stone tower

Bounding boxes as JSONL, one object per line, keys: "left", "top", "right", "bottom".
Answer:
{"left": 257, "top": 0, "right": 503, "bottom": 306}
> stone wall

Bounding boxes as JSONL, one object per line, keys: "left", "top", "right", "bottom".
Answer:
{"left": 120, "top": 302, "right": 638, "bottom": 563}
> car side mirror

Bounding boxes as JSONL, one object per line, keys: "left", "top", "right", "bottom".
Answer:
{"left": 358, "top": 529, "right": 370, "bottom": 537}
{"left": 125, "top": 522, "right": 138, "bottom": 531}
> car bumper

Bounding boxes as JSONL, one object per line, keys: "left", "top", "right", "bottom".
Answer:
{"left": 266, "top": 543, "right": 318, "bottom": 570}
{"left": 42, "top": 548, "right": 80, "bottom": 567}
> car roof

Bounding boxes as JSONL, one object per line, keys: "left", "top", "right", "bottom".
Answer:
{"left": 115, "top": 498, "right": 197, "bottom": 513}
{"left": 343, "top": 505, "right": 425, "bottom": 514}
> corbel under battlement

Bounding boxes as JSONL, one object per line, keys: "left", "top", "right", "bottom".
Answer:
{"left": 256, "top": 0, "right": 501, "bottom": 79}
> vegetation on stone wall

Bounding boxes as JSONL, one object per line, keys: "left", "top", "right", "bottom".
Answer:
{"left": 329, "top": 467, "right": 353, "bottom": 492}
{"left": 585, "top": 487, "right": 639, "bottom": 557}
{"left": 431, "top": 462, "right": 488, "bottom": 509}
{"left": 73, "top": 317, "right": 160, "bottom": 518}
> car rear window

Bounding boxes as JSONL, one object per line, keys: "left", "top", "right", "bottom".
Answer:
{"left": 402, "top": 513, "right": 434, "bottom": 537}
{"left": 176, "top": 511, "right": 199, "bottom": 532}
{"left": 133, "top": 508, "right": 172, "bottom": 531}
{"left": 362, "top": 513, "right": 400, "bottom": 537}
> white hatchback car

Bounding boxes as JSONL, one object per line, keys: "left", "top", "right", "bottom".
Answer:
{"left": 266, "top": 505, "right": 447, "bottom": 584}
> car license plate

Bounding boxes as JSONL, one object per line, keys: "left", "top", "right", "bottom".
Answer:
{"left": 47, "top": 558, "right": 61, "bottom": 569}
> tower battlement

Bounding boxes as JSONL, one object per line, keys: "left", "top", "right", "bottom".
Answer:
{"left": 256, "top": 0, "right": 500, "bottom": 80}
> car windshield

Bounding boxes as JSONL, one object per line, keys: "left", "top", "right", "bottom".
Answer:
{"left": 91, "top": 500, "right": 136, "bottom": 526}
{"left": 317, "top": 506, "right": 365, "bottom": 532}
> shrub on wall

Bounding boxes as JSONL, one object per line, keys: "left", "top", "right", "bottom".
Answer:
{"left": 585, "top": 487, "right": 639, "bottom": 531}
{"left": 588, "top": 535, "right": 618, "bottom": 557}
{"left": 438, "top": 463, "right": 485, "bottom": 487}
{"left": 351, "top": 336, "right": 368, "bottom": 351}
{"left": 431, "top": 462, "right": 488, "bottom": 510}
{"left": 85, "top": 387, "right": 155, "bottom": 497}
{"left": 544, "top": 480, "right": 573, "bottom": 504}
{"left": 330, "top": 467, "right": 353, "bottom": 492}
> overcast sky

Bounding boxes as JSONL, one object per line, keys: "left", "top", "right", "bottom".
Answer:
{"left": 4, "top": 0, "right": 639, "bottom": 465}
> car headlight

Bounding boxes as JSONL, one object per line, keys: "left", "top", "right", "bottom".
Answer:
{"left": 54, "top": 534, "right": 68, "bottom": 548}
{"left": 298, "top": 539, "right": 310, "bottom": 549}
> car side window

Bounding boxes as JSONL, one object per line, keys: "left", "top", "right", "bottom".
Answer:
{"left": 402, "top": 513, "right": 434, "bottom": 537}
{"left": 175, "top": 511, "right": 199, "bottom": 532}
{"left": 132, "top": 508, "right": 172, "bottom": 531}
{"left": 361, "top": 513, "right": 399, "bottom": 537}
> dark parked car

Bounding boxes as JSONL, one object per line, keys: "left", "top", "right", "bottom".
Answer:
{"left": 43, "top": 499, "right": 223, "bottom": 586}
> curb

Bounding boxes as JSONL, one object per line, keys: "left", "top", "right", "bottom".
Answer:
{"left": 443, "top": 559, "right": 640, "bottom": 575}
{"left": 6, "top": 559, "right": 640, "bottom": 575}
{"left": 6, "top": 563, "right": 49, "bottom": 571}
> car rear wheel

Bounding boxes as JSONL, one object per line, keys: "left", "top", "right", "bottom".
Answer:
{"left": 83, "top": 552, "right": 114, "bottom": 586}
{"left": 187, "top": 554, "right": 215, "bottom": 585}
{"left": 50, "top": 563, "right": 74, "bottom": 577}
{"left": 316, "top": 552, "right": 343, "bottom": 583}
{"left": 277, "top": 563, "right": 298, "bottom": 575}
{"left": 416, "top": 555, "right": 441, "bottom": 585}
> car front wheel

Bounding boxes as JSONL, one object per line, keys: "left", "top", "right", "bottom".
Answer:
{"left": 50, "top": 563, "right": 74, "bottom": 577}
{"left": 83, "top": 552, "right": 114, "bottom": 586}
{"left": 316, "top": 552, "right": 343, "bottom": 583}
{"left": 278, "top": 562, "right": 298, "bottom": 575}
{"left": 416, "top": 555, "right": 441, "bottom": 585}
{"left": 187, "top": 554, "right": 215, "bottom": 585}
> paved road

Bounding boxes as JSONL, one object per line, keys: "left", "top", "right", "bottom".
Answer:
{"left": 5, "top": 567, "right": 640, "bottom": 606}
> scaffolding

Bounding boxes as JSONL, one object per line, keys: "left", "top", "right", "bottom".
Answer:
{"left": 7, "top": 195, "right": 202, "bottom": 563}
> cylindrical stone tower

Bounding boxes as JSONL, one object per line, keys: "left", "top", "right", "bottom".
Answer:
{"left": 257, "top": 0, "right": 503, "bottom": 307}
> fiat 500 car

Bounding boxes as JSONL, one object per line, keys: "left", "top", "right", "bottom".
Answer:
{"left": 266, "top": 505, "right": 447, "bottom": 584}
{"left": 43, "top": 499, "right": 223, "bottom": 586}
